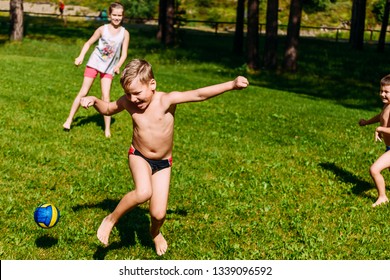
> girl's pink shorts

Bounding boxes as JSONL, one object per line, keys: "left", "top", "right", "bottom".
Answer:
{"left": 84, "top": 66, "right": 113, "bottom": 80}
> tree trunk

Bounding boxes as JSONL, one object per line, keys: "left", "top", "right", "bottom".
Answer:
{"left": 157, "top": 0, "right": 175, "bottom": 46}
{"left": 377, "top": 0, "right": 390, "bottom": 52}
{"left": 157, "top": 0, "right": 167, "bottom": 41}
{"left": 350, "top": 0, "right": 367, "bottom": 50}
{"left": 233, "top": 0, "right": 246, "bottom": 54}
{"left": 263, "top": 0, "right": 279, "bottom": 70}
{"left": 165, "top": 0, "right": 175, "bottom": 46}
{"left": 10, "top": 0, "right": 24, "bottom": 42}
{"left": 247, "top": 0, "right": 260, "bottom": 71}
{"left": 283, "top": 0, "right": 302, "bottom": 72}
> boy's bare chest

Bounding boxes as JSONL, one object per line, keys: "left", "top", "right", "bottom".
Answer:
{"left": 132, "top": 106, "right": 174, "bottom": 130}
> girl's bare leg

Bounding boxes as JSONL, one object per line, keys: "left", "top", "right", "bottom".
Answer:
{"left": 63, "top": 77, "right": 95, "bottom": 130}
{"left": 100, "top": 77, "right": 112, "bottom": 138}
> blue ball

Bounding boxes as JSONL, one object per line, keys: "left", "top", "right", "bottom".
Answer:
{"left": 34, "top": 204, "right": 60, "bottom": 229}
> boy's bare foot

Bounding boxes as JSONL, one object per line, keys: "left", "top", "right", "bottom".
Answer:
{"left": 105, "top": 130, "right": 111, "bottom": 138}
{"left": 372, "top": 197, "right": 389, "bottom": 207}
{"left": 97, "top": 215, "right": 115, "bottom": 246}
{"left": 153, "top": 232, "right": 168, "bottom": 256}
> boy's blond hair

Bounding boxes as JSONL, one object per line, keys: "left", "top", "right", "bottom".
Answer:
{"left": 120, "top": 59, "right": 154, "bottom": 92}
{"left": 380, "top": 74, "right": 390, "bottom": 86}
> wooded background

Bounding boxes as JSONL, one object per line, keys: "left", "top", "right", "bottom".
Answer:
{"left": 7, "top": 0, "right": 390, "bottom": 72}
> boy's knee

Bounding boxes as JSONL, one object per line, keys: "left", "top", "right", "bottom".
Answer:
{"left": 150, "top": 211, "right": 166, "bottom": 222}
{"left": 370, "top": 166, "right": 381, "bottom": 176}
{"left": 135, "top": 189, "right": 152, "bottom": 203}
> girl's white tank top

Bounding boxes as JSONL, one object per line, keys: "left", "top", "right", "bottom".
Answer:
{"left": 87, "top": 24, "right": 125, "bottom": 75}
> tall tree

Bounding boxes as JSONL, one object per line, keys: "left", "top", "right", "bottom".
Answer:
{"left": 157, "top": 0, "right": 167, "bottom": 41}
{"left": 247, "top": 0, "right": 260, "bottom": 71}
{"left": 165, "top": 0, "right": 175, "bottom": 46}
{"left": 233, "top": 0, "right": 246, "bottom": 54}
{"left": 10, "top": 0, "right": 23, "bottom": 41}
{"left": 263, "top": 0, "right": 279, "bottom": 70}
{"left": 283, "top": 0, "right": 303, "bottom": 72}
{"left": 377, "top": 0, "right": 390, "bottom": 52}
{"left": 350, "top": 0, "right": 367, "bottom": 50}
{"left": 157, "top": 0, "right": 175, "bottom": 46}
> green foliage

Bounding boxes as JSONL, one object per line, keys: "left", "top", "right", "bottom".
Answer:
{"left": 303, "top": 0, "right": 335, "bottom": 13}
{"left": 194, "top": 0, "right": 213, "bottom": 8}
{"left": 2, "top": 16, "right": 390, "bottom": 260}
{"left": 372, "top": 0, "right": 386, "bottom": 23}
{"left": 121, "top": 0, "right": 159, "bottom": 19}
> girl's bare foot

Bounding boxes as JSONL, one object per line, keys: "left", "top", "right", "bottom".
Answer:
{"left": 97, "top": 215, "right": 115, "bottom": 246}
{"left": 372, "top": 196, "right": 389, "bottom": 207}
{"left": 153, "top": 232, "right": 168, "bottom": 256}
{"left": 63, "top": 121, "right": 71, "bottom": 131}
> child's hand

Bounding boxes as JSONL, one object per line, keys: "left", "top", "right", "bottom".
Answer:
{"left": 114, "top": 66, "right": 120, "bottom": 75}
{"left": 74, "top": 57, "right": 83, "bottom": 66}
{"left": 233, "top": 76, "right": 249, "bottom": 90}
{"left": 375, "top": 131, "right": 383, "bottom": 142}
{"left": 375, "top": 127, "right": 383, "bottom": 142}
{"left": 359, "top": 119, "right": 368, "bottom": 126}
{"left": 80, "top": 96, "right": 96, "bottom": 109}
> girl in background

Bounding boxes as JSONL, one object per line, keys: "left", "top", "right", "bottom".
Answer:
{"left": 63, "top": 2, "right": 130, "bottom": 138}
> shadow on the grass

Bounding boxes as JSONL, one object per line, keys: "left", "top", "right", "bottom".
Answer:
{"left": 319, "top": 162, "right": 374, "bottom": 198}
{"left": 72, "top": 115, "right": 116, "bottom": 132}
{"left": 35, "top": 234, "right": 59, "bottom": 248}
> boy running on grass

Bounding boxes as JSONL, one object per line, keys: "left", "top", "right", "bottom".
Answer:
{"left": 80, "top": 59, "right": 249, "bottom": 255}
{"left": 359, "top": 74, "right": 390, "bottom": 207}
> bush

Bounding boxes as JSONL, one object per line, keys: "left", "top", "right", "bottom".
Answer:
{"left": 372, "top": 0, "right": 386, "bottom": 23}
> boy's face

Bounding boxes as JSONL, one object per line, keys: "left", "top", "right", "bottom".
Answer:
{"left": 380, "top": 84, "right": 390, "bottom": 103}
{"left": 125, "top": 78, "right": 156, "bottom": 110}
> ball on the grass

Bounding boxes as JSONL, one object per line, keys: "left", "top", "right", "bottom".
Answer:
{"left": 34, "top": 203, "right": 60, "bottom": 229}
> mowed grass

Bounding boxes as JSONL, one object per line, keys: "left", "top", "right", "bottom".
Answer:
{"left": 1, "top": 16, "right": 390, "bottom": 260}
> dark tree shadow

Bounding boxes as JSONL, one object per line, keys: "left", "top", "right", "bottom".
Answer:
{"left": 319, "top": 162, "right": 377, "bottom": 199}
{"left": 72, "top": 115, "right": 116, "bottom": 132}
{"left": 35, "top": 234, "right": 59, "bottom": 248}
{"left": 72, "top": 198, "right": 187, "bottom": 259}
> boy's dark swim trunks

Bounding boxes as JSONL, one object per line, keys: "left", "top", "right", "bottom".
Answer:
{"left": 128, "top": 146, "right": 172, "bottom": 174}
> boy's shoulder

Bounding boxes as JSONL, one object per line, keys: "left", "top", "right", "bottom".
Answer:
{"left": 382, "top": 104, "right": 390, "bottom": 115}
{"left": 156, "top": 90, "right": 168, "bottom": 95}
{"left": 154, "top": 91, "right": 178, "bottom": 109}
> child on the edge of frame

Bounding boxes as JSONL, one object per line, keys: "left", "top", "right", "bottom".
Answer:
{"left": 63, "top": 2, "right": 130, "bottom": 138}
{"left": 80, "top": 58, "right": 249, "bottom": 255}
{"left": 359, "top": 74, "right": 390, "bottom": 207}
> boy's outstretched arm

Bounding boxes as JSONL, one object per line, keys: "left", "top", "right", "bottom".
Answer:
{"left": 80, "top": 96, "right": 125, "bottom": 116}
{"left": 165, "top": 76, "right": 249, "bottom": 105}
{"left": 359, "top": 113, "right": 380, "bottom": 126}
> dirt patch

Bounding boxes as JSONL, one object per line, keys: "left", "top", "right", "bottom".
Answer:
{"left": 0, "top": 1, "right": 98, "bottom": 17}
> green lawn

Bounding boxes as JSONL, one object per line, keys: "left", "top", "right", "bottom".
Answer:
{"left": 1, "top": 16, "right": 390, "bottom": 260}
